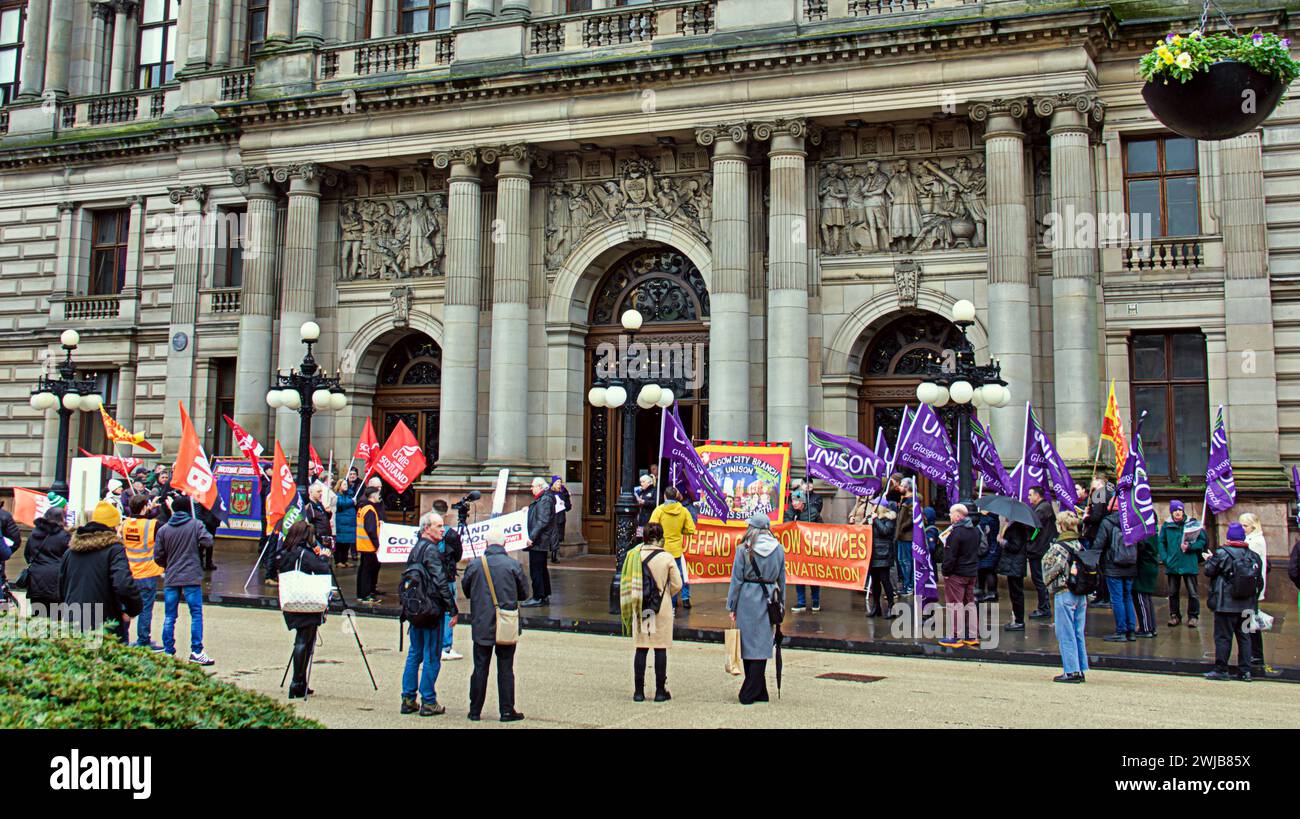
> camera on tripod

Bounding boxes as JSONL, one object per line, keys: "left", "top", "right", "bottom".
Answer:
{"left": 450, "top": 490, "right": 481, "bottom": 515}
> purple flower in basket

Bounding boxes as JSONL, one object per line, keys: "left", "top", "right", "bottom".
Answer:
{"left": 1253, "top": 32, "right": 1264, "bottom": 44}
{"left": 1283, "top": 38, "right": 1292, "bottom": 48}
{"left": 1165, "top": 33, "right": 1175, "bottom": 42}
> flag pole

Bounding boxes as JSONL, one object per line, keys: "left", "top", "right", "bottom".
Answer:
{"left": 655, "top": 405, "right": 668, "bottom": 506}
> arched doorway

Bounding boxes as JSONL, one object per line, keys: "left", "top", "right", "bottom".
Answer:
{"left": 858, "top": 311, "right": 962, "bottom": 511}
{"left": 374, "top": 332, "right": 441, "bottom": 523}
{"left": 583, "top": 247, "right": 710, "bottom": 551}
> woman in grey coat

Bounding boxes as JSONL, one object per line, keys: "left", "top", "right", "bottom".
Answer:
{"left": 726, "top": 514, "right": 787, "bottom": 704}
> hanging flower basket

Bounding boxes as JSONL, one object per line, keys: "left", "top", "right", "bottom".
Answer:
{"left": 1139, "top": 30, "right": 1298, "bottom": 141}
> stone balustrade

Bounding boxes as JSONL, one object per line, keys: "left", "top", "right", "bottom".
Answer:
{"left": 219, "top": 68, "right": 255, "bottom": 102}
{"left": 201, "top": 287, "right": 242, "bottom": 316}
{"left": 57, "top": 87, "right": 173, "bottom": 130}
{"left": 318, "top": 31, "right": 453, "bottom": 82}
{"left": 1122, "top": 238, "right": 1205, "bottom": 273}
{"left": 64, "top": 295, "right": 121, "bottom": 321}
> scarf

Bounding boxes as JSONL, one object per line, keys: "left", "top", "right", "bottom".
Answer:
{"left": 618, "top": 544, "right": 644, "bottom": 637}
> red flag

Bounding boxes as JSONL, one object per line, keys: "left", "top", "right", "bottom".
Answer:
{"left": 266, "top": 441, "right": 298, "bottom": 529}
{"left": 172, "top": 401, "right": 218, "bottom": 509}
{"left": 78, "top": 448, "right": 143, "bottom": 479}
{"left": 309, "top": 444, "right": 324, "bottom": 477}
{"left": 373, "top": 420, "right": 426, "bottom": 492}
{"left": 354, "top": 417, "right": 381, "bottom": 475}
{"left": 223, "top": 414, "right": 264, "bottom": 492}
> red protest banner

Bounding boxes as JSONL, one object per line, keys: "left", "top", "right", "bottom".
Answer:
{"left": 373, "top": 420, "right": 426, "bottom": 492}
{"left": 681, "top": 521, "right": 874, "bottom": 590}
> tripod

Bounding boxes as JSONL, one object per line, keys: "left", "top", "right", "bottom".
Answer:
{"left": 280, "top": 563, "right": 379, "bottom": 697}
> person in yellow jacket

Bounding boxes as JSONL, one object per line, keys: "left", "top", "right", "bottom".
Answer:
{"left": 649, "top": 486, "right": 697, "bottom": 610}
{"left": 121, "top": 493, "right": 163, "bottom": 650}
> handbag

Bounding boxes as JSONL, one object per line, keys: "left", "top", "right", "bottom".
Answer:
{"left": 724, "top": 627, "right": 743, "bottom": 676}
{"left": 278, "top": 551, "right": 332, "bottom": 614}
{"left": 1254, "top": 609, "right": 1275, "bottom": 632}
{"left": 481, "top": 554, "right": 520, "bottom": 646}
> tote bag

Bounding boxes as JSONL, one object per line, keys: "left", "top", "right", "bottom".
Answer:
{"left": 278, "top": 552, "right": 332, "bottom": 614}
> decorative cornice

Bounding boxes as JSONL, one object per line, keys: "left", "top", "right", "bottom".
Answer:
{"left": 695, "top": 123, "right": 749, "bottom": 147}
{"left": 432, "top": 148, "right": 480, "bottom": 169}
{"left": 1033, "top": 92, "right": 1105, "bottom": 124}
{"left": 57, "top": 201, "right": 78, "bottom": 213}
{"left": 751, "top": 117, "right": 822, "bottom": 145}
{"left": 167, "top": 184, "right": 207, "bottom": 205}
{"left": 91, "top": 2, "right": 116, "bottom": 23}
{"left": 968, "top": 98, "right": 1028, "bottom": 123}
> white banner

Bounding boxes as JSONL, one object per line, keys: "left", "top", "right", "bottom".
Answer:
{"left": 376, "top": 507, "right": 530, "bottom": 564}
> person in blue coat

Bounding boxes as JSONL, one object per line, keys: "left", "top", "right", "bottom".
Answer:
{"left": 332, "top": 478, "right": 357, "bottom": 568}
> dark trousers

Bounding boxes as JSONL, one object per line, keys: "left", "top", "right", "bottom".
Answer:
{"left": 1028, "top": 555, "right": 1050, "bottom": 612}
{"left": 1250, "top": 627, "right": 1265, "bottom": 668}
{"left": 356, "top": 552, "right": 381, "bottom": 599}
{"left": 867, "top": 567, "right": 895, "bottom": 614}
{"left": 335, "top": 540, "right": 354, "bottom": 566}
{"left": 469, "top": 642, "right": 517, "bottom": 717}
{"left": 201, "top": 543, "right": 215, "bottom": 569}
{"left": 290, "top": 625, "right": 318, "bottom": 694}
{"left": 1005, "top": 575, "right": 1025, "bottom": 624}
{"left": 1168, "top": 574, "right": 1200, "bottom": 619}
{"left": 261, "top": 534, "right": 280, "bottom": 582}
{"left": 739, "top": 659, "right": 769, "bottom": 704}
{"left": 977, "top": 568, "right": 998, "bottom": 597}
{"left": 1213, "top": 611, "right": 1252, "bottom": 673}
{"left": 634, "top": 647, "right": 667, "bottom": 695}
{"left": 1134, "top": 590, "right": 1156, "bottom": 634}
{"left": 528, "top": 550, "right": 551, "bottom": 600}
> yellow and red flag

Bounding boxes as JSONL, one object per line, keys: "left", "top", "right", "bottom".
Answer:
{"left": 100, "top": 406, "right": 156, "bottom": 453}
{"left": 172, "top": 401, "right": 218, "bottom": 510}
{"left": 1100, "top": 379, "right": 1129, "bottom": 475}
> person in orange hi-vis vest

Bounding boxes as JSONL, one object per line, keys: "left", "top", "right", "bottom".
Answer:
{"left": 121, "top": 493, "right": 164, "bottom": 651}
{"left": 355, "top": 486, "right": 385, "bottom": 603}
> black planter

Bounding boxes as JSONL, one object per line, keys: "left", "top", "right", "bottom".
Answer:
{"left": 1142, "top": 60, "right": 1286, "bottom": 140}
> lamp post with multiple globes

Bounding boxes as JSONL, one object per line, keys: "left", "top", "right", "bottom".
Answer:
{"left": 914, "top": 299, "right": 1012, "bottom": 506}
{"left": 266, "top": 322, "right": 348, "bottom": 501}
{"left": 29, "top": 329, "right": 104, "bottom": 499}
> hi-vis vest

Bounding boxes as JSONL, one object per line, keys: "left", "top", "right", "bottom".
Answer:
{"left": 356, "top": 504, "right": 378, "bottom": 553}
{"left": 121, "top": 517, "right": 162, "bottom": 579}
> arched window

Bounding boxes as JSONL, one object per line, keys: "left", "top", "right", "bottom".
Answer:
{"left": 590, "top": 248, "right": 709, "bottom": 326}
{"left": 375, "top": 333, "right": 441, "bottom": 522}
{"left": 861, "top": 311, "right": 965, "bottom": 379}
{"left": 379, "top": 334, "right": 442, "bottom": 387}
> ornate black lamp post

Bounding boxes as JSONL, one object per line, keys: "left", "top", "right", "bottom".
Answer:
{"left": 915, "top": 299, "right": 1011, "bottom": 505}
{"left": 266, "top": 321, "right": 348, "bottom": 500}
{"left": 587, "top": 308, "right": 680, "bottom": 613}
{"left": 29, "top": 329, "right": 103, "bottom": 499}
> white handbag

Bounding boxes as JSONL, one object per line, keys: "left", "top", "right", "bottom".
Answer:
{"left": 278, "top": 553, "right": 333, "bottom": 614}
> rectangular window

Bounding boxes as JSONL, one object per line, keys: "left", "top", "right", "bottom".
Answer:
{"left": 211, "top": 359, "right": 237, "bottom": 456}
{"left": 89, "top": 209, "right": 130, "bottom": 296}
{"left": 77, "top": 371, "right": 119, "bottom": 457}
{"left": 1129, "top": 331, "right": 1209, "bottom": 483}
{"left": 212, "top": 207, "right": 245, "bottom": 288}
{"left": 1123, "top": 135, "right": 1200, "bottom": 239}
{"left": 567, "top": 0, "right": 593, "bottom": 10}
{"left": 0, "top": 3, "right": 24, "bottom": 105}
{"left": 248, "top": 0, "right": 268, "bottom": 58}
{"left": 399, "top": 0, "right": 451, "bottom": 33}
{"left": 138, "top": 0, "right": 177, "bottom": 88}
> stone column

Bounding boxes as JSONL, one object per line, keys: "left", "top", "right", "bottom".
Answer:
{"left": 1036, "top": 93, "right": 1104, "bottom": 461}
{"left": 755, "top": 118, "right": 818, "bottom": 468}
{"left": 295, "top": 0, "right": 323, "bottom": 42}
{"left": 449, "top": 0, "right": 465, "bottom": 26}
{"left": 276, "top": 164, "right": 323, "bottom": 447}
{"left": 182, "top": 0, "right": 212, "bottom": 70}
{"left": 433, "top": 149, "right": 483, "bottom": 468}
{"left": 162, "top": 185, "right": 207, "bottom": 453}
{"left": 500, "top": 0, "right": 530, "bottom": 18}
{"left": 232, "top": 168, "right": 282, "bottom": 446}
{"left": 17, "top": 0, "right": 49, "bottom": 100}
{"left": 369, "top": 0, "right": 390, "bottom": 39}
{"left": 971, "top": 99, "right": 1031, "bottom": 460}
{"left": 212, "top": 0, "right": 232, "bottom": 66}
{"left": 87, "top": 3, "right": 113, "bottom": 94}
{"left": 464, "top": 0, "right": 494, "bottom": 22}
{"left": 267, "top": 0, "right": 293, "bottom": 43}
{"left": 173, "top": 0, "right": 191, "bottom": 72}
{"left": 115, "top": 360, "right": 138, "bottom": 454}
{"left": 109, "top": 0, "right": 137, "bottom": 93}
{"left": 697, "top": 123, "right": 751, "bottom": 441}
{"left": 119, "top": 194, "right": 146, "bottom": 324}
{"left": 1220, "top": 132, "right": 1281, "bottom": 465}
{"left": 485, "top": 145, "right": 538, "bottom": 469}
{"left": 42, "top": 0, "right": 73, "bottom": 97}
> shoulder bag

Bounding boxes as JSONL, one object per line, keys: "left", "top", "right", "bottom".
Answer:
{"left": 480, "top": 554, "right": 520, "bottom": 645}
{"left": 278, "top": 550, "right": 332, "bottom": 614}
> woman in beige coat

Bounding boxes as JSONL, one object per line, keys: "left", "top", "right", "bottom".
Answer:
{"left": 632, "top": 522, "right": 683, "bottom": 702}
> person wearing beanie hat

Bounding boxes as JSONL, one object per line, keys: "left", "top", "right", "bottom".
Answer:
{"left": 57, "top": 501, "right": 142, "bottom": 643}
{"left": 1157, "top": 499, "right": 1207, "bottom": 627}
{"left": 1203, "top": 522, "right": 1264, "bottom": 681}
{"left": 104, "top": 479, "right": 125, "bottom": 513}
{"left": 550, "top": 475, "right": 571, "bottom": 564}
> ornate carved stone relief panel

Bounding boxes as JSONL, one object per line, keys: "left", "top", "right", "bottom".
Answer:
{"left": 337, "top": 168, "right": 449, "bottom": 282}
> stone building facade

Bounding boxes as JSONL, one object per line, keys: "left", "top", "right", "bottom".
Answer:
{"left": 0, "top": 0, "right": 1294, "bottom": 555}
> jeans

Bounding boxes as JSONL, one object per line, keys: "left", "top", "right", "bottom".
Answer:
{"left": 442, "top": 612, "right": 454, "bottom": 653}
{"left": 895, "top": 540, "right": 914, "bottom": 592}
{"left": 134, "top": 577, "right": 158, "bottom": 646}
{"left": 1106, "top": 576, "right": 1136, "bottom": 634}
{"left": 1053, "top": 591, "right": 1089, "bottom": 676}
{"left": 162, "top": 585, "right": 204, "bottom": 656}
{"left": 402, "top": 626, "right": 443, "bottom": 704}
{"left": 795, "top": 585, "right": 819, "bottom": 608}
{"left": 1168, "top": 573, "right": 1200, "bottom": 619}
{"left": 673, "top": 556, "right": 691, "bottom": 605}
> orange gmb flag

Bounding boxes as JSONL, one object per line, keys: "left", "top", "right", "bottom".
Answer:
{"left": 172, "top": 401, "right": 218, "bottom": 509}
{"left": 266, "top": 442, "right": 298, "bottom": 529}
{"left": 1100, "top": 379, "right": 1129, "bottom": 475}
{"left": 100, "top": 406, "right": 156, "bottom": 453}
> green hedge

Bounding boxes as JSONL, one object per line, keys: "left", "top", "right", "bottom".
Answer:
{"left": 0, "top": 619, "right": 322, "bottom": 729}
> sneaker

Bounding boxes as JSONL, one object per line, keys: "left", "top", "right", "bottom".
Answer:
{"left": 1136, "top": 630, "right": 1157, "bottom": 639}
{"left": 938, "top": 638, "right": 964, "bottom": 649}
{"left": 1187, "top": 617, "right": 1199, "bottom": 628}
{"left": 1004, "top": 621, "right": 1025, "bottom": 631}
{"left": 441, "top": 649, "right": 464, "bottom": 661}
{"left": 1052, "top": 673, "right": 1083, "bottom": 684}
{"left": 1252, "top": 663, "right": 1280, "bottom": 677}
{"left": 961, "top": 639, "right": 980, "bottom": 648}
{"left": 419, "top": 702, "right": 446, "bottom": 717}
{"left": 1204, "top": 670, "right": 1232, "bottom": 681}
{"left": 1028, "top": 609, "right": 1051, "bottom": 619}
{"left": 1102, "top": 633, "right": 1128, "bottom": 642}
{"left": 791, "top": 605, "right": 807, "bottom": 613}
{"left": 188, "top": 652, "right": 215, "bottom": 666}
{"left": 520, "top": 598, "right": 543, "bottom": 608}
{"left": 401, "top": 696, "right": 418, "bottom": 715}
{"left": 1237, "top": 671, "right": 1253, "bottom": 683}
{"left": 811, "top": 605, "right": 821, "bottom": 613}
{"left": 1126, "top": 632, "right": 1137, "bottom": 642}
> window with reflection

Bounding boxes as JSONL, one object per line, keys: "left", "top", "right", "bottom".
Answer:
{"left": 89, "top": 210, "right": 130, "bottom": 296}
{"left": 138, "top": 0, "right": 177, "bottom": 88}
{"left": 1129, "top": 331, "right": 1209, "bottom": 482}
{"left": 399, "top": 0, "right": 452, "bottom": 33}
{"left": 0, "top": 2, "right": 24, "bottom": 105}
{"left": 248, "top": 0, "right": 268, "bottom": 58}
{"left": 1123, "top": 136, "right": 1199, "bottom": 239}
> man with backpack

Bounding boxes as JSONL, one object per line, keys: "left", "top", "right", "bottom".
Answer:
{"left": 1203, "top": 522, "right": 1264, "bottom": 681}
{"left": 1094, "top": 496, "right": 1139, "bottom": 642}
{"left": 399, "top": 511, "right": 456, "bottom": 716}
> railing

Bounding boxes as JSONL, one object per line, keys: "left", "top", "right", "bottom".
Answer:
{"left": 1122, "top": 238, "right": 1203, "bottom": 272}
{"left": 64, "top": 295, "right": 120, "bottom": 321}
{"left": 88, "top": 94, "right": 138, "bottom": 125}
{"left": 583, "top": 8, "right": 657, "bottom": 47}
{"left": 220, "top": 69, "right": 254, "bottom": 101}
{"left": 0, "top": 110, "right": 8, "bottom": 135}
{"left": 317, "top": 31, "right": 453, "bottom": 83}
{"left": 849, "top": 0, "right": 932, "bottom": 14}
{"left": 676, "top": 1, "right": 715, "bottom": 35}
{"left": 357, "top": 39, "right": 421, "bottom": 74}
{"left": 530, "top": 21, "right": 565, "bottom": 54}
{"left": 57, "top": 86, "right": 174, "bottom": 130}
{"left": 202, "top": 287, "right": 242, "bottom": 316}
{"left": 805, "top": 0, "right": 829, "bottom": 20}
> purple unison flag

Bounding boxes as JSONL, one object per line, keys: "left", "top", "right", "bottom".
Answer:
{"left": 1292, "top": 465, "right": 1300, "bottom": 529}
{"left": 660, "top": 405, "right": 727, "bottom": 516}
{"left": 969, "top": 416, "right": 1013, "bottom": 496}
{"left": 1117, "top": 411, "right": 1159, "bottom": 546}
{"left": 911, "top": 494, "right": 938, "bottom": 603}
{"left": 1203, "top": 405, "right": 1236, "bottom": 514}
{"left": 895, "top": 404, "right": 959, "bottom": 502}
{"left": 805, "top": 426, "right": 885, "bottom": 498}
{"left": 872, "top": 426, "right": 892, "bottom": 482}
{"left": 1019, "top": 403, "right": 1076, "bottom": 508}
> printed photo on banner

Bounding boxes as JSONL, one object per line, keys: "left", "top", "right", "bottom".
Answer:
{"left": 695, "top": 441, "right": 790, "bottom": 527}
{"left": 214, "top": 457, "right": 271, "bottom": 539}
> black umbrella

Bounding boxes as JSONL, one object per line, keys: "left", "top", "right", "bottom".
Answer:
{"left": 975, "top": 495, "right": 1037, "bottom": 527}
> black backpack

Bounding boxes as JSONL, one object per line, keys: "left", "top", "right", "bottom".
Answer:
{"left": 399, "top": 542, "right": 442, "bottom": 630}
{"left": 1107, "top": 523, "right": 1137, "bottom": 569}
{"left": 1064, "top": 543, "right": 1103, "bottom": 596}
{"left": 641, "top": 551, "right": 668, "bottom": 618}
{"left": 1226, "top": 548, "right": 1263, "bottom": 600}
